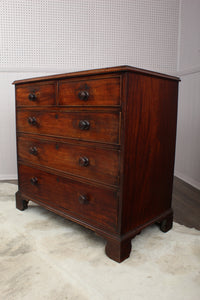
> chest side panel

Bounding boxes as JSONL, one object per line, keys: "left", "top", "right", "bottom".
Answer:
{"left": 121, "top": 72, "right": 179, "bottom": 234}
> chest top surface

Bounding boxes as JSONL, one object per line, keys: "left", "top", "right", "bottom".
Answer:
{"left": 13, "top": 65, "right": 179, "bottom": 85}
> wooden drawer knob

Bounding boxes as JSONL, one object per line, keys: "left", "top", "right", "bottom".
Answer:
{"left": 79, "top": 156, "right": 89, "bottom": 167}
{"left": 28, "top": 93, "right": 37, "bottom": 101}
{"left": 28, "top": 117, "right": 37, "bottom": 126}
{"left": 78, "top": 91, "right": 89, "bottom": 101}
{"left": 29, "top": 147, "right": 38, "bottom": 155}
{"left": 79, "top": 120, "right": 90, "bottom": 130}
{"left": 79, "top": 194, "right": 89, "bottom": 204}
{"left": 30, "top": 177, "right": 38, "bottom": 185}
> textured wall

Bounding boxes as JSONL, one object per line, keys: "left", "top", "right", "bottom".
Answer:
{"left": 0, "top": 0, "right": 180, "bottom": 179}
{"left": 175, "top": 73, "right": 200, "bottom": 189}
{"left": 175, "top": 0, "right": 200, "bottom": 189}
{"left": 0, "top": 0, "right": 179, "bottom": 73}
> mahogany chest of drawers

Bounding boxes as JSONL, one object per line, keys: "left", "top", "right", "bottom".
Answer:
{"left": 13, "top": 66, "right": 179, "bottom": 262}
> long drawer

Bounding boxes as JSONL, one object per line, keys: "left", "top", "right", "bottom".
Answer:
{"left": 18, "top": 164, "right": 118, "bottom": 231}
{"left": 16, "top": 110, "right": 120, "bottom": 144}
{"left": 17, "top": 136, "right": 120, "bottom": 186}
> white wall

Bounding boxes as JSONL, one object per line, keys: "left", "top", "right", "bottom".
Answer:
{"left": 175, "top": 0, "right": 200, "bottom": 189}
{"left": 0, "top": 0, "right": 179, "bottom": 73}
{"left": 0, "top": 0, "right": 180, "bottom": 180}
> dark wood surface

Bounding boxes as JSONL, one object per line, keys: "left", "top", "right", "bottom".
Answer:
{"left": 14, "top": 66, "right": 180, "bottom": 262}
{"left": 13, "top": 65, "right": 179, "bottom": 85}
{"left": 16, "top": 110, "right": 120, "bottom": 144}
{"left": 18, "top": 164, "right": 118, "bottom": 232}
{"left": 59, "top": 75, "right": 121, "bottom": 106}
{"left": 16, "top": 81, "right": 56, "bottom": 106}
{"left": 121, "top": 72, "right": 178, "bottom": 234}
{"left": 4, "top": 177, "right": 199, "bottom": 230}
{"left": 17, "top": 135, "right": 120, "bottom": 186}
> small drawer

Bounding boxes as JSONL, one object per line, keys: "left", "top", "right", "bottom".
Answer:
{"left": 59, "top": 76, "right": 120, "bottom": 106}
{"left": 16, "top": 82, "right": 56, "bottom": 106}
{"left": 18, "top": 164, "right": 118, "bottom": 231}
{"left": 17, "top": 136, "right": 120, "bottom": 186}
{"left": 16, "top": 110, "right": 120, "bottom": 144}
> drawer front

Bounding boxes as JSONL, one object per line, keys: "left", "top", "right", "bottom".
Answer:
{"left": 59, "top": 76, "right": 120, "bottom": 106}
{"left": 17, "top": 111, "right": 120, "bottom": 144}
{"left": 18, "top": 136, "right": 120, "bottom": 186}
{"left": 16, "top": 82, "right": 56, "bottom": 106}
{"left": 18, "top": 164, "right": 118, "bottom": 231}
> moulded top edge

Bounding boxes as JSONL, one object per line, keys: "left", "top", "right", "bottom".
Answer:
{"left": 12, "top": 65, "right": 180, "bottom": 85}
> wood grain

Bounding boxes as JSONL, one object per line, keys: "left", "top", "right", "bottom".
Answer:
{"left": 16, "top": 81, "right": 56, "bottom": 106}
{"left": 17, "top": 135, "right": 120, "bottom": 186}
{"left": 16, "top": 110, "right": 120, "bottom": 144}
{"left": 18, "top": 164, "right": 118, "bottom": 231}
{"left": 59, "top": 76, "right": 121, "bottom": 106}
{"left": 120, "top": 72, "right": 178, "bottom": 234}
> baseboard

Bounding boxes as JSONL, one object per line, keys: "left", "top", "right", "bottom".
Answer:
{"left": 174, "top": 171, "right": 200, "bottom": 190}
{"left": 0, "top": 175, "right": 18, "bottom": 180}
{"left": 177, "top": 66, "right": 200, "bottom": 77}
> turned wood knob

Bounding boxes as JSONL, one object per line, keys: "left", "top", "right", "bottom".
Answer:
{"left": 29, "top": 147, "right": 38, "bottom": 155}
{"left": 79, "top": 156, "right": 89, "bottom": 167}
{"left": 79, "top": 120, "right": 90, "bottom": 130}
{"left": 78, "top": 91, "right": 89, "bottom": 101}
{"left": 28, "top": 117, "right": 37, "bottom": 126}
{"left": 28, "top": 93, "right": 36, "bottom": 101}
{"left": 30, "top": 177, "right": 38, "bottom": 185}
{"left": 79, "top": 194, "right": 88, "bottom": 204}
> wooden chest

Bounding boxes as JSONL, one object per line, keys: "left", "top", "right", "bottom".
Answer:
{"left": 13, "top": 66, "right": 179, "bottom": 262}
